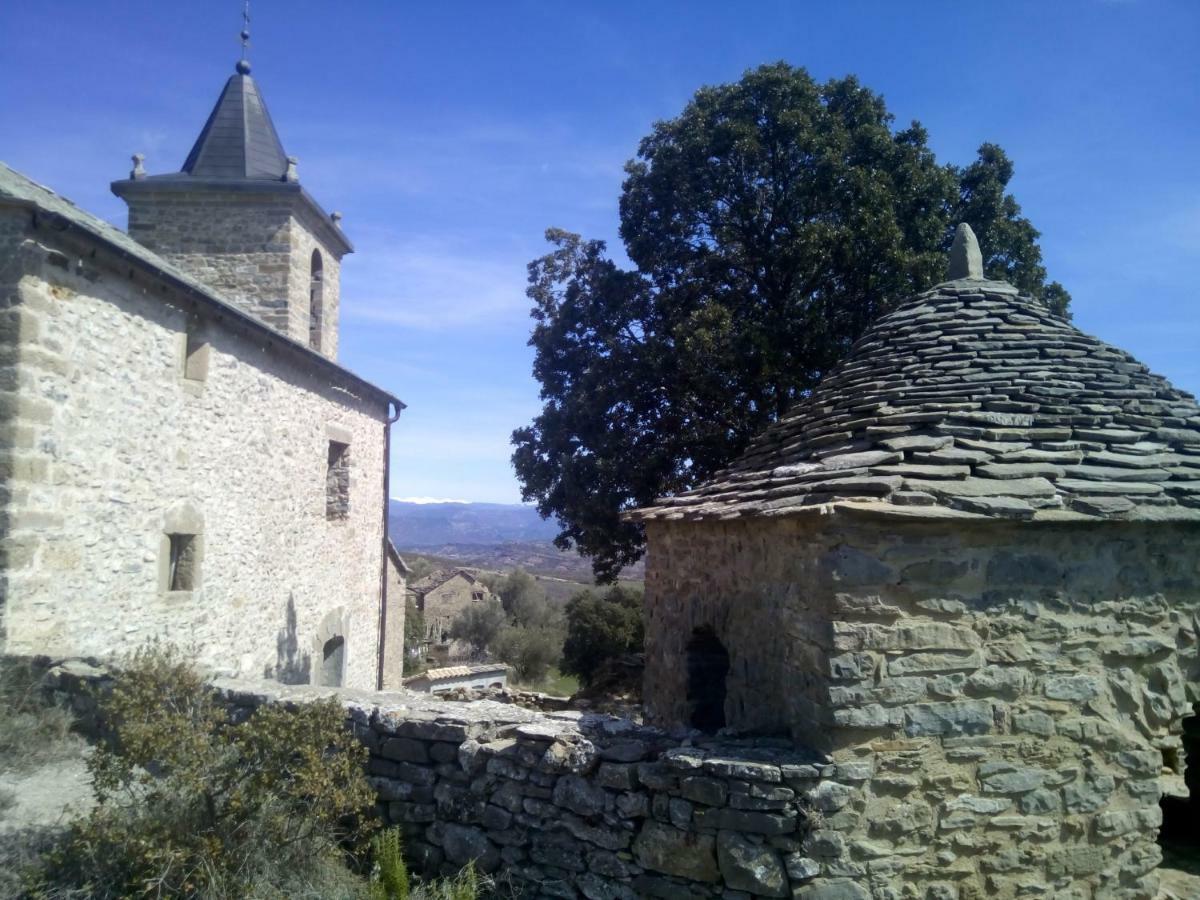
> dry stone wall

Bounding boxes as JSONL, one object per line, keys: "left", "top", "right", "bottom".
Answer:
{"left": 42, "top": 654, "right": 1199, "bottom": 900}
{"left": 0, "top": 210, "right": 386, "bottom": 688}
{"left": 211, "top": 679, "right": 843, "bottom": 900}
{"left": 643, "top": 513, "right": 1200, "bottom": 899}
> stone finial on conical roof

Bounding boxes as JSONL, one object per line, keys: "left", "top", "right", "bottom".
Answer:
{"left": 948, "top": 223, "right": 984, "bottom": 280}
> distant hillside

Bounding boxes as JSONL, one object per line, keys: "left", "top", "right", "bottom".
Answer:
{"left": 388, "top": 501, "right": 561, "bottom": 545}
{"left": 388, "top": 501, "right": 644, "bottom": 583}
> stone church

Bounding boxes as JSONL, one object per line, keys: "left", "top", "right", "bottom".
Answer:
{"left": 0, "top": 55, "right": 406, "bottom": 690}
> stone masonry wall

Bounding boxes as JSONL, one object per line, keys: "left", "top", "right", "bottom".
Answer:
{"left": 0, "top": 209, "right": 385, "bottom": 688}
{"left": 382, "top": 552, "right": 407, "bottom": 689}
{"left": 644, "top": 513, "right": 1200, "bottom": 899}
{"left": 42, "top": 652, "right": 1200, "bottom": 900}
{"left": 217, "top": 679, "right": 842, "bottom": 900}
{"left": 284, "top": 211, "right": 342, "bottom": 359}
{"left": 123, "top": 191, "right": 342, "bottom": 358}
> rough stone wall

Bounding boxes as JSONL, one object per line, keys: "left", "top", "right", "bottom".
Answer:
{"left": 382, "top": 553, "right": 407, "bottom": 689}
{"left": 43, "top": 658, "right": 1200, "bottom": 900}
{"left": 644, "top": 513, "right": 1200, "bottom": 899}
{"left": 284, "top": 210, "right": 341, "bottom": 359}
{"left": 0, "top": 212, "right": 385, "bottom": 688}
{"left": 122, "top": 191, "right": 342, "bottom": 358}
{"left": 213, "top": 679, "right": 839, "bottom": 900}
{"left": 0, "top": 208, "right": 33, "bottom": 637}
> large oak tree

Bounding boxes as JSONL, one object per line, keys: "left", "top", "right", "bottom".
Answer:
{"left": 513, "top": 63, "right": 1069, "bottom": 581}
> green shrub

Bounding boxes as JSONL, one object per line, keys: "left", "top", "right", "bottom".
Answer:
{"left": 493, "top": 624, "right": 563, "bottom": 684}
{"left": 369, "top": 827, "right": 410, "bottom": 899}
{"left": 28, "top": 644, "right": 376, "bottom": 899}
{"left": 560, "top": 585, "right": 644, "bottom": 685}
{"left": 366, "top": 829, "right": 488, "bottom": 900}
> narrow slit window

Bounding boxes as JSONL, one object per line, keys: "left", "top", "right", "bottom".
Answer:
{"left": 326, "top": 440, "right": 350, "bottom": 519}
{"left": 309, "top": 250, "right": 324, "bottom": 352}
{"left": 183, "top": 321, "right": 209, "bottom": 382}
{"left": 168, "top": 534, "right": 197, "bottom": 591}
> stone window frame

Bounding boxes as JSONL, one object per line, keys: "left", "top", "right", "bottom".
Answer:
{"left": 159, "top": 503, "right": 204, "bottom": 598}
{"left": 180, "top": 313, "right": 211, "bottom": 390}
{"left": 325, "top": 424, "right": 353, "bottom": 522}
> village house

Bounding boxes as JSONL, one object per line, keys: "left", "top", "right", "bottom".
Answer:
{"left": 0, "top": 54, "right": 407, "bottom": 690}
{"left": 403, "top": 662, "right": 510, "bottom": 694}
{"left": 630, "top": 225, "right": 1200, "bottom": 898}
{"left": 408, "top": 568, "right": 497, "bottom": 660}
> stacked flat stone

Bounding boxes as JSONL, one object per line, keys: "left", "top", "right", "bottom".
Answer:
{"left": 634, "top": 271, "right": 1200, "bottom": 524}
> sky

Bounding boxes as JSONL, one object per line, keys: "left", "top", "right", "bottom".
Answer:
{"left": 1, "top": 1, "right": 1197, "bottom": 504}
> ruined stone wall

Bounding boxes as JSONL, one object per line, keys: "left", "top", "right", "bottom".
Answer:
{"left": 122, "top": 191, "right": 342, "bottom": 357}
{"left": 418, "top": 575, "right": 496, "bottom": 654}
{"left": 644, "top": 512, "right": 1200, "bottom": 899}
{"left": 0, "top": 211, "right": 385, "bottom": 688}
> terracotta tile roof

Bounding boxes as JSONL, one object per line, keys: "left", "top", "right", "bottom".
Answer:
{"left": 407, "top": 664, "right": 509, "bottom": 683}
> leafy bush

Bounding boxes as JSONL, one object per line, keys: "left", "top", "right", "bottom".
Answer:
{"left": 492, "top": 625, "right": 563, "bottom": 684}
{"left": 561, "top": 586, "right": 644, "bottom": 685}
{"left": 28, "top": 644, "right": 376, "bottom": 898}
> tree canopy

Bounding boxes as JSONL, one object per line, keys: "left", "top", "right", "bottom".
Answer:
{"left": 448, "top": 602, "right": 506, "bottom": 660}
{"left": 560, "top": 586, "right": 644, "bottom": 685}
{"left": 513, "top": 62, "right": 1070, "bottom": 580}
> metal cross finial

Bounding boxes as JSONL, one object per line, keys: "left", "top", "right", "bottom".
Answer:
{"left": 241, "top": 0, "right": 250, "bottom": 57}
{"left": 236, "top": 1, "right": 252, "bottom": 74}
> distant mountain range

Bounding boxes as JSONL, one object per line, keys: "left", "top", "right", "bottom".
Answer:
{"left": 388, "top": 501, "right": 561, "bottom": 545}
{"left": 387, "top": 501, "right": 644, "bottom": 583}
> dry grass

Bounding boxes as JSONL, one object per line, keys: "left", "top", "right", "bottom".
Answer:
{"left": 0, "top": 657, "right": 82, "bottom": 775}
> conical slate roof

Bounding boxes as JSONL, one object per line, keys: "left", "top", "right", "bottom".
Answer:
{"left": 180, "top": 71, "right": 289, "bottom": 180}
{"left": 632, "top": 226, "right": 1200, "bottom": 523}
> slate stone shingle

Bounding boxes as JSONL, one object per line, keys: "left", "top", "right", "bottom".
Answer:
{"left": 631, "top": 275, "right": 1200, "bottom": 524}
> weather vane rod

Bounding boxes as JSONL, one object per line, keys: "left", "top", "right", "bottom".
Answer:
{"left": 236, "top": 1, "right": 252, "bottom": 74}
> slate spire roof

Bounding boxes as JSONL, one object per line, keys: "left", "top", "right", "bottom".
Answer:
{"left": 179, "top": 64, "right": 289, "bottom": 181}
{"left": 632, "top": 225, "right": 1200, "bottom": 524}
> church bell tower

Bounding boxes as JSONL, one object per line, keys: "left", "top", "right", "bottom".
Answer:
{"left": 111, "top": 16, "right": 350, "bottom": 360}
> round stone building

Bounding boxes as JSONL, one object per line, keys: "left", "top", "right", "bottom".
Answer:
{"left": 631, "top": 226, "right": 1200, "bottom": 899}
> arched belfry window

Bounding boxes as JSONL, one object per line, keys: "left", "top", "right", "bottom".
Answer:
{"left": 309, "top": 249, "right": 324, "bottom": 351}
{"left": 686, "top": 625, "right": 729, "bottom": 733}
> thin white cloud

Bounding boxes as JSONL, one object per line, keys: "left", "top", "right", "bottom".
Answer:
{"left": 342, "top": 236, "right": 529, "bottom": 330}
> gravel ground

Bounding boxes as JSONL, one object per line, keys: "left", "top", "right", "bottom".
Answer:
{"left": 0, "top": 751, "right": 95, "bottom": 834}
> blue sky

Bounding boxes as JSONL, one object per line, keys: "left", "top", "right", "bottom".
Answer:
{"left": 2, "top": 1, "right": 1197, "bottom": 504}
